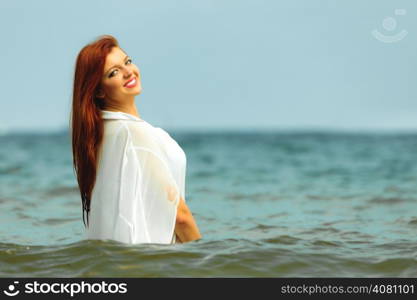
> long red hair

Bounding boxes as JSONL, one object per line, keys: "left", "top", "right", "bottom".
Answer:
{"left": 70, "top": 35, "right": 119, "bottom": 227}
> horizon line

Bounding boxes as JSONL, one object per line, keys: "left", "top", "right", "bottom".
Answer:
{"left": 2, "top": 126, "right": 417, "bottom": 136}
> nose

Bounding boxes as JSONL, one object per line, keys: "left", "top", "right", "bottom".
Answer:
{"left": 123, "top": 68, "right": 133, "bottom": 78}
{"left": 121, "top": 65, "right": 133, "bottom": 77}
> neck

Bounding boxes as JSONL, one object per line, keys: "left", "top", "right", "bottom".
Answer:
{"left": 102, "top": 97, "right": 141, "bottom": 119}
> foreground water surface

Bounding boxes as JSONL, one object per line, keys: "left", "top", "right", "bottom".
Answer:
{"left": 1, "top": 130, "right": 417, "bottom": 277}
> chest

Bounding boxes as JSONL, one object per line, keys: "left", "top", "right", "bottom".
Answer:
{"left": 153, "top": 127, "right": 187, "bottom": 171}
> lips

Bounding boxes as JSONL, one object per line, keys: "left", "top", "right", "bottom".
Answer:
{"left": 124, "top": 77, "right": 137, "bottom": 88}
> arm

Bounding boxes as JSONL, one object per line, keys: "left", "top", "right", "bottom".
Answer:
{"left": 175, "top": 196, "right": 201, "bottom": 243}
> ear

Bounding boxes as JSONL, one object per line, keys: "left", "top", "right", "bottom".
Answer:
{"left": 96, "top": 89, "right": 105, "bottom": 99}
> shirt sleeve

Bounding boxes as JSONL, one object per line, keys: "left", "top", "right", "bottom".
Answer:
{"left": 117, "top": 123, "right": 180, "bottom": 244}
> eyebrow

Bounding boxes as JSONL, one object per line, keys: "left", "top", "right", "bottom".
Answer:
{"left": 105, "top": 55, "right": 129, "bottom": 76}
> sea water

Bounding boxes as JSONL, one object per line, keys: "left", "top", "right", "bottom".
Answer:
{"left": 1, "top": 130, "right": 417, "bottom": 277}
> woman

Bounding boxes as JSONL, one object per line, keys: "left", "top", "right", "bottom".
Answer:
{"left": 70, "top": 35, "right": 201, "bottom": 244}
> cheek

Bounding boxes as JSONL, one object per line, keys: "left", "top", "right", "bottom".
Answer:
{"left": 133, "top": 65, "right": 140, "bottom": 77}
{"left": 105, "top": 80, "right": 123, "bottom": 93}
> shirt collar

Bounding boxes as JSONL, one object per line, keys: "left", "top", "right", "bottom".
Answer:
{"left": 100, "top": 110, "right": 143, "bottom": 122}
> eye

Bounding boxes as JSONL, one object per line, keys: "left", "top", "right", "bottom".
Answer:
{"left": 108, "top": 58, "right": 132, "bottom": 78}
{"left": 109, "top": 70, "right": 118, "bottom": 78}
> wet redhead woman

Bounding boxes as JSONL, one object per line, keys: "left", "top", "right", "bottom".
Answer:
{"left": 70, "top": 35, "right": 201, "bottom": 244}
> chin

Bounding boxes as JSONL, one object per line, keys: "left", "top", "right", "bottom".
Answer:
{"left": 134, "top": 87, "right": 142, "bottom": 95}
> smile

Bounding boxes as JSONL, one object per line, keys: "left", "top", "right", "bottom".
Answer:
{"left": 124, "top": 77, "right": 137, "bottom": 88}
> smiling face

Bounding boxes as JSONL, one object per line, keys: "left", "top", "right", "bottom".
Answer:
{"left": 97, "top": 46, "right": 142, "bottom": 104}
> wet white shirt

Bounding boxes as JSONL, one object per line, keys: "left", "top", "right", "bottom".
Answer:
{"left": 86, "top": 110, "right": 187, "bottom": 244}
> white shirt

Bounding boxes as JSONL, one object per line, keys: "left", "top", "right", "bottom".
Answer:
{"left": 86, "top": 110, "right": 187, "bottom": 244}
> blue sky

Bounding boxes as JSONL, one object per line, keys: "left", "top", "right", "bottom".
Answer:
{"left": 1, "top": 0, "right": 416, "bottom": 133}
